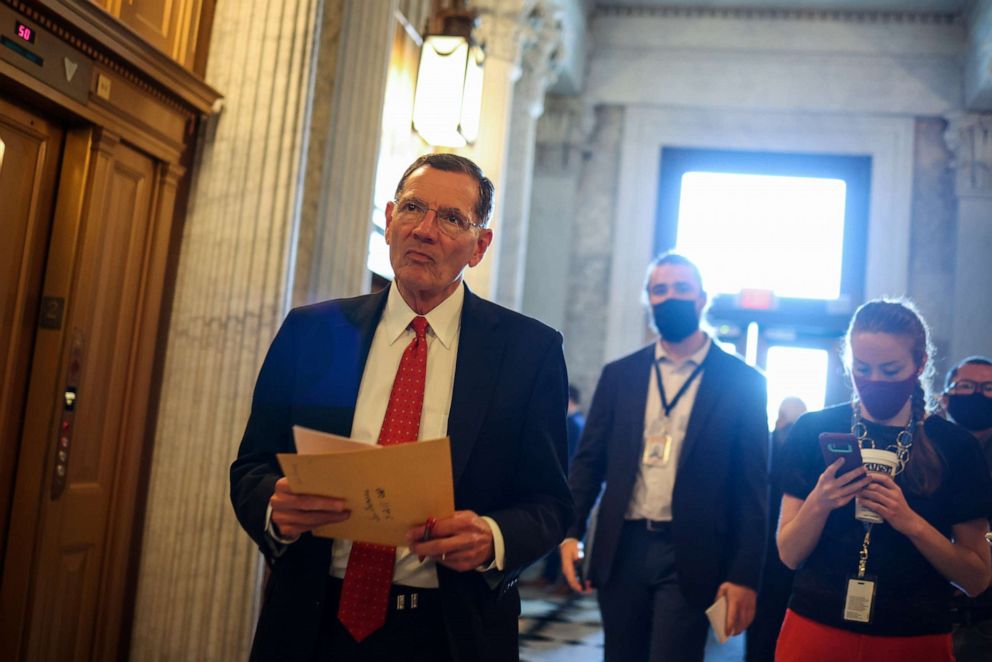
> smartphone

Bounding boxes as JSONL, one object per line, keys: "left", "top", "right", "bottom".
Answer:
{"left": 818, "top": 432, "right": 862, "bottom": 476}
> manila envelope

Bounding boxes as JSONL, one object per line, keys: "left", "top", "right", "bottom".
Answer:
{"left": 276, "top": 426, "right": 455, "bottom": 547}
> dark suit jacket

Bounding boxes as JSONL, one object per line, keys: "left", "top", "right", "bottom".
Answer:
{"left": 230, "top": 284, "right": 573, "bottom": 661}
{"left": 567, "top": 341, "right": 768, "bottom": 608}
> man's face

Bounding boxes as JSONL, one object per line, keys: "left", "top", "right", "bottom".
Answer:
{"left": 943, "top": 362, "right": 992, "bottom": 409}
{"left": 385, "top": 166, "right": 492, "bottom": 309}
{"left": 646, "top": 263, "right": 706, "bottom": 314}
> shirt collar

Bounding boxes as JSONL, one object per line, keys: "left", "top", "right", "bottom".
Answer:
{"left": 655, "top": 334, "right": 712, "bottom": 368}
{"left": 382, "top": 282, "right": 464, "bottom": 349}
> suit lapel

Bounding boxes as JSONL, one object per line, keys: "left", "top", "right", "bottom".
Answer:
{"left": 447, "top": 285, "right": 504, "bottom": 486}
{"left": 344, "top": 287, "right": 390, "bottom": 373}
{"left": 677, "top": 343, "right": 725, "bottom": 472}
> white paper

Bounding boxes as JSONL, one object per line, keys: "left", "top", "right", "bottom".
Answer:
{"left": 293, "top": 425, "right": 378, "bottom": 454}
{"left": 705, "top": 595, "right": 729, "bottom": 644}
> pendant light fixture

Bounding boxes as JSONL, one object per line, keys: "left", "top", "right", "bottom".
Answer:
{"left": 412, "top": 0, "right": 485, "bottom": 147}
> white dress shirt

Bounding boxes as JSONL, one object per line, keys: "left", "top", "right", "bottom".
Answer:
{"left": 324, "top": 283, "right": 503, "bottom": 587}
{"left": 625, "top": 336, "right": 711, "bottom": 522}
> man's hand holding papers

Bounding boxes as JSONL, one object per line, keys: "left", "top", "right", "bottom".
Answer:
{"left": 269, "top": 477, "right": 350, "bottom": 540}
{"left": 406, "top": 511, "right": 495, "bottom": 571}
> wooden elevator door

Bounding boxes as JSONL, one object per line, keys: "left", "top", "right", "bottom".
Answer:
{"left": 1, "top": 99, "right": 163, "bottom": 660}
{"left": 0, "top": 97, "right": 64, "bottom": 556}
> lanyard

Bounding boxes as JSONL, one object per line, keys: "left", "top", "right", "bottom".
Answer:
{"left": 858, "top": 524, "right": 873, "bottom": 578}
{"left": 652, "top": 358, "right": 706, "bottom": 418}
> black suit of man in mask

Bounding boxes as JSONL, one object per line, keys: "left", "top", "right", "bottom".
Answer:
{"left": 561, "top": 251, "right": 768, "bottom": 662}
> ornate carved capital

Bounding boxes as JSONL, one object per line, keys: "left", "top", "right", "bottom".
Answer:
{"left": 515, "top": 0, "right": 566, "bottom": 118}
{"left": 474, "top": 0, "right": 529, "bottom": 73}
{"left": 944, "top": 112, "right": 992, "bottom": 197}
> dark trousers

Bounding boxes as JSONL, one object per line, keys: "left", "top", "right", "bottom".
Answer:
{"left": 597, "top": 521, "right": 709, "bottom": 662}
{"left": 313, "top": 576, "right": 453, "bottom": 662}
{"left": 953, "top": 618, "right": 992, "bottom": 661}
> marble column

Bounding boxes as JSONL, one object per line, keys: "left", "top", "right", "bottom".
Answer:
{"left": 494, "top": 1, "right": 565, "bottom": 310}
{"left": 293, "top": 0, "right": 399, "bottom": 305}
{"left": 129, "top": 1, "right": 329, "bottom": 660}
{"left": 559, "top": 105, "right": 624, "bottom": 402}
{"left": 521, "top": 95, "right": 595, "bottom": 331}
{"left": 944, "top": 113, "right": 992, "bottom": 361}
{"left": 459, "top": 0, "right": 530, "bottom": 299}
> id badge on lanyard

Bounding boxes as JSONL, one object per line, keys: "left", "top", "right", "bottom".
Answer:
{"left": 644, "top": 358, "right": 704, "bottom": 468}
{"left": 843, "top": 525, "right": 877, "bottom": 624}
{"left": 642, "top": 426, "right": 673, "bottom": 467}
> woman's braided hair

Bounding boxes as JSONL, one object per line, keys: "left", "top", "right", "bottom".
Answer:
{"left": 843, "top": 299, "right": 943, "bottom": 494}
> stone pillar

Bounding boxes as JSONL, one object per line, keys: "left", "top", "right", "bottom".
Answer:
{"left": 944, "top": 113, "right": 992, "bottom": 361}
{"left": 559, "top": 105, "right": 626, "bottom": 402}
{"left": 293, "top": 0, "right": 399, "bottom": 305}
{"left": 494, "top": 1, "right": 564, "bottom": 310}
{"left": 521, "top": 95, "right": 595, "bottom": 331}
{"left": 459, "top": 0, "right": 529, "bottom": 299}
{"left": 907, "top": 118, "right": 957, "bottom": 379}
{"left": 129, "top": 1, "right": 328, "bottom": 660}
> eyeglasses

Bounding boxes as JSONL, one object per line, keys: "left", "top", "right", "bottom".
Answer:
{"left": 947, "top": 380, "right": 992, "bottom": 397}
{"left": 392, "top": 198, "right": 481, "bottom": 237}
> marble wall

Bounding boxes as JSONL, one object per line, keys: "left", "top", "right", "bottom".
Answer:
{"left": 130, "top": 1, "right": 330, "bottom": 659}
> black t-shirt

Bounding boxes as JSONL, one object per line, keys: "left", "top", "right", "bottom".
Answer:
{"left": 779, "top": 403, "right": 992, "bottom": 636}
{"left": 953, "top": 433, "right": 992, "bottom": 615}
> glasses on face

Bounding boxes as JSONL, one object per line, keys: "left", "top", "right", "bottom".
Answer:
{"left": 393, "top": 197, "right": 481, "bottom": 237}
{"left": 948, "top": 380, "right": 992, "bottom": 397}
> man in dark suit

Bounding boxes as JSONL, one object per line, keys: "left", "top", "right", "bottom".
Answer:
{"left": 561, "top": 252, "right": 768, "bottom": 662}
{"left": 231, "top": 154, "right": 573, "bottom": 661}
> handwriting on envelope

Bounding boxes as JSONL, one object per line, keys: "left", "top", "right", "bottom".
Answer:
{"left": 276, "top": 426, "right": 455, "bottom": 546}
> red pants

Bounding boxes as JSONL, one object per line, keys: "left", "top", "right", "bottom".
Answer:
{"left": 776, "top": 609, "right": 954, "bottom": 662}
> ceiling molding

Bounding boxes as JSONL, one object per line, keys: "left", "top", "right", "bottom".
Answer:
{"left": 596, "top": 4, "right": 962, "bottom": 24}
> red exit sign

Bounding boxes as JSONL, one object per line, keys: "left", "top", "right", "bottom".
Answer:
{"left": 16, "top": 21, "right": 36, "bottom": 44}
{"left": 739, "top": 288, "right": 776, "bottom": 310}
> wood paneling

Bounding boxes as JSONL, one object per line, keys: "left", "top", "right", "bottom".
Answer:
{"left": 0, "top": 123, "right": 181, "bottom": 661}
{"left": 0, "top": 98, "right": 63, "bottom": 563}
{"left": 25, "top": 134, "right": 156, "bottom": 662}
{"left": 0, "top": 0, "right": 214, "bottom": 659}
{"left": 91, "top": 0, "right": 207, "bottom": 70}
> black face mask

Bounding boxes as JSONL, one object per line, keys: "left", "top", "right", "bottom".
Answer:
{"left": 947, "top": 394, "right": 992, "bottom": 432}
{"left": 652, "top": 299, "right": 700, "bottom": 343}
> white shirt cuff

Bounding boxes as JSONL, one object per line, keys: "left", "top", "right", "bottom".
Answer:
{"left": 476, "top": 516, "right": 505, "bottom": 572}
{"left": 265, "top": 503, "right": 299, "bottom": 545}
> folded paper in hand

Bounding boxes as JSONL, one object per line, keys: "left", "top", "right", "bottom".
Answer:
{"left": 276, "top": 425, "right": 455, "bottom": 547}
{"left": 705, "top": 594, "right": 729, "bottom": 644}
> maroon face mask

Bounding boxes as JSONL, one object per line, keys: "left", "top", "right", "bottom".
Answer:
{"left": 854, "top": 374, "right": 918, "bottom": 421}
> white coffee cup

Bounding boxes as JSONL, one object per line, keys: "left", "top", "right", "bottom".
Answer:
{"left": 854, "top": 448, "right": 899, "bottom": 524}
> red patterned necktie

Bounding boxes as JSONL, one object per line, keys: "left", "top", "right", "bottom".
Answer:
{"left": 337, "top": 316, "right": 429, "bottom": 642}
